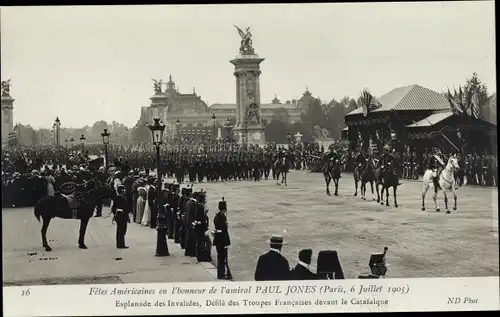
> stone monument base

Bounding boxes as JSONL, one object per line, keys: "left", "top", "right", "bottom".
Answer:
{"left": 234, "top": 125, "right": 265, "bottom": 146}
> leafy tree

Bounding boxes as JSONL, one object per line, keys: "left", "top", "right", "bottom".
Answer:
{"left": 130, "top": 121, "right": 150, "bottom": 143}
{"left": 346, "top": 98, "right": 358, "bottom": 114}
{"left": 300, "top": 97, "right": 327, "bottom": 138}
{"left": 271, "top": 108, "right": 290, "bottom": 122}
{"left": 464, "top": 72, "right": 491, "bottom": 120}
{"left": 264, "top": 119, "right": 290, "bottom": 143}
{"left": 290, "top": 121, "right": 313, "bottom": 142}
{"left": 91, "top": 120, "right": 109, "bottom": 141}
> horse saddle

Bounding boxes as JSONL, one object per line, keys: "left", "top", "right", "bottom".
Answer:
{"left": 61, "top": 193, "right": 80, "bottom": 209}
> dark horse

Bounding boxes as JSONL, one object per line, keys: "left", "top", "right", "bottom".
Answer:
{"left": 374, "top": 162, "right": 400, "bottom": 207}
{"left": 360, "top": 158, "right": 377, "bottom": 201}
{"left": 322, "top": 158, "right": 342, "bottom": 196}
{"left": 274, "top": 157, "right": 290, "bottom": 186}
{"left": 34, "top": 182, "right": 116, "bottom": 251}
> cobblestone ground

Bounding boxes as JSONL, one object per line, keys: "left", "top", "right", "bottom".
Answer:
{"left": 2, "top": 206, "right": 217, "bottom": 286}
{"left": 168, "top": 170, "right": 498, "bottom": 281}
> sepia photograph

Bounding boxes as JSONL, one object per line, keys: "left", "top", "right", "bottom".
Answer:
{"left": 1, "top": 1, "right": 498, "bottom": 314}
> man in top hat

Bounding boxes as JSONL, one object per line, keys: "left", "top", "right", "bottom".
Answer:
{"left": 290, "top": 249, "right": 317, "bottom": 280}
{"left": 111, "top": 184, "right": 132, "bottom": 249}
{"left": 254, "top": 235, "right": 291, "bottom": 281}
{"left": 213, "top": 198, "right": 232, "bottom": 280}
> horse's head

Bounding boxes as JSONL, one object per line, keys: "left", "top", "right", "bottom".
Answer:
{"left": 447, "top": 156, "right": 460, "bottom": 171}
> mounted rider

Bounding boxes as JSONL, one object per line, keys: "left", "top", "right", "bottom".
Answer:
{"left": 321, "top": 146, "right": 341, "bottom": 175}
{"left": 428, "top": 147, "right": 445, "bottom": 190}
{"left": 354, "top": 147, "right": 367, "bottom": 171}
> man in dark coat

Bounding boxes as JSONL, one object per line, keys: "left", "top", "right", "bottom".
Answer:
{"left": 183, "top": 188, "right": 197, "bottom": 257}
{"left": 254, "top": 234, "right": 291, "bottom": 281}
{"left": 213, "top": 198, "right": 232, "bottom": 280}
{"left": 112, "top": 185, "right": 132, "bottom": 249}
{"left": 290, "top": 249, "right": 317, "bottom": 280}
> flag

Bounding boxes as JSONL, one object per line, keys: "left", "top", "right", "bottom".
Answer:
{"left": 471, "top": 90, "right": 480, "bottom": 118}
{"left": 447, "top": 89, "right": 462, "bottom": 114}
{"left": 458, "top": 87, "right": 466, "bottom": 113}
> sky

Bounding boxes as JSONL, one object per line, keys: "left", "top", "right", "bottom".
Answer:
{"left": 1, "top": 2, "right": 496, "bottom": 129}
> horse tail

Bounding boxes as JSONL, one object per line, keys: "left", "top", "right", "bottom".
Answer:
{"left": 34, "top": 202, "right": 41, "bottom": 223}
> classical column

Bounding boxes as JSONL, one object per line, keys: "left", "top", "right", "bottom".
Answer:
{"left": 1, "top": 80, "right": 14, "bottom": 144}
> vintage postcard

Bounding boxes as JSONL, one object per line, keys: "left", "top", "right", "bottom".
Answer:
{"left": 1, "top": 2, "right": 498, "bottom": 316}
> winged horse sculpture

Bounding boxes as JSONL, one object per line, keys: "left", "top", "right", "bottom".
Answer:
{"left": 234, "top": 25, "right": 253, "bottom": 52}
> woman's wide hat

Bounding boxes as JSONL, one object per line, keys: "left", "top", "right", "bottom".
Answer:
{"left": 269, "top": 234, "right": 286, "bottom": 245}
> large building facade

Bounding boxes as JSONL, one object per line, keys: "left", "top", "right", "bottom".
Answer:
{"left": 136, "top": 75, "right": 316, "bottom": 135}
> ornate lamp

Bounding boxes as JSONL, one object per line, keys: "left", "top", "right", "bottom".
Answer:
{"left": 101, "top": 129, "right": 111, "bottom": 170}
{"left": 79, "top": 134, "right": 86, "bottom": 153}
{"left": 148, "top": 118, "right": 169, "bottom": 256}
{"left": 101, "top": 129, "right": 110, "bottom": 145}
{"left": 149, "top": 118, "right": 165, "bottom": 146}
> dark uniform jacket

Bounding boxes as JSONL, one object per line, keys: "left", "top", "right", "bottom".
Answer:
{"left": 213, "top": 211, "right": 230, "bottom": 248}
{"left": 112, "top": 195, "right": 132, "bottom": 221}
{"left": 254, "top": 250, "right": 291, "bottom": 281}
{"left": 290, "top": 263, "right": 317, "bottom": 280}
{"left": 184, "top": 198, "right": 197, "bottom": 226}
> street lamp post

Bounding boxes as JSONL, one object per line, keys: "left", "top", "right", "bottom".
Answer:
{"left": 69, "top": 137, "right": 75, "bottom": 154}
{"left": 65, "top": 138, "right": 69, "bottom": 149}
{"left": 52, "top": 123, "right": 56, "bottom": 146}
{"left": 287, "top": 132, "right": 292, "bottom": 149}
{"left": 148, "top": 118, "right": 169, "bottom": 257}
{"left": 101, "top": 129, "right": 110, "bottom": 170}
{"left": 80, "top": 134, "right": 86, "bottom": 154}
{"left": 212, "top": 113, "right": 216, "bottom": 142}
{"left": 55, "top": 117, "right": 61, "bottom": 148}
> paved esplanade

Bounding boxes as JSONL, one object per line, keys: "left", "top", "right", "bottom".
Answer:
{"left": 3, "top": 208, "right": 217, "bottom": 286}
{"left": 169, "top": 170, "right": 498, "bottom": 280}
{"left": 3, "top": 170, "right": 498, "bottom": 284}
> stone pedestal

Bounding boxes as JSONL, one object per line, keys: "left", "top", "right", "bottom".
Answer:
{"left": 231, "top": 53, "right": 266, "bottom": 145}
{"left": 1, "top": 94, "right": 14, "bottom": 144}
{"left": 149, "top": 93, "right": 169, "bottom": 123}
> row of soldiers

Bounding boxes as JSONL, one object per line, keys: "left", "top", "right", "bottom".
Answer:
{"left": 108, "top": 166, "right": 232, "bottom": 279}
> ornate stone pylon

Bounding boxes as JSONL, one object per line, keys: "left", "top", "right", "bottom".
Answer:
{"left": 149, "top": 79, "right": 169, "bottom": 123}
{"left": 231, "top": 26, "right": 266, "bottom": 145}
{"left": 1, "top": 80, "right": 15, "bottom": 144}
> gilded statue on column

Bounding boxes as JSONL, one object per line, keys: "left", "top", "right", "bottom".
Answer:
{"left": 234, "top": 25, "right": 254, "bottom": 54}
{"left": 1, "top": 79, "right": 11, "bottom": 96}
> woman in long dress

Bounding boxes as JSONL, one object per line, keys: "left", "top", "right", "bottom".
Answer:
{"left": 141, "top": 184, "right": 151, "bottom": 226}
{"left": 45, "top": 171, "right": 56, "bottom": 196}
{"left": 135, "top": 187, "right": 146, "bottom": 224}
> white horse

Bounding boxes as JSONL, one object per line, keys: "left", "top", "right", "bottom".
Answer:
{"left": 421, "top": 156, "right": 460, "bottom": 213}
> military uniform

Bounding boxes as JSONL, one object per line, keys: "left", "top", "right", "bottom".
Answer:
{"left": 112, "top": 186, "right": 132, "bottom": 249}
{"left": 213, "top": 199, "right": 232, "bottom": 280}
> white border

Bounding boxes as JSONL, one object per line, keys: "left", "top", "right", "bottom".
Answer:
{"left": 3, "top": 277, "right": 499, "bottom": 316}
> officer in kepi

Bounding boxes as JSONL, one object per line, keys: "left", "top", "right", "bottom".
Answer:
{"left": 112, "top": 184, "right": 132, "bottom": 249}
{"left": 430, "top": 147, "right": 445, "bottom": 191}
{"left": 212, "top": 197, "right": 232, "bottom": 280}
